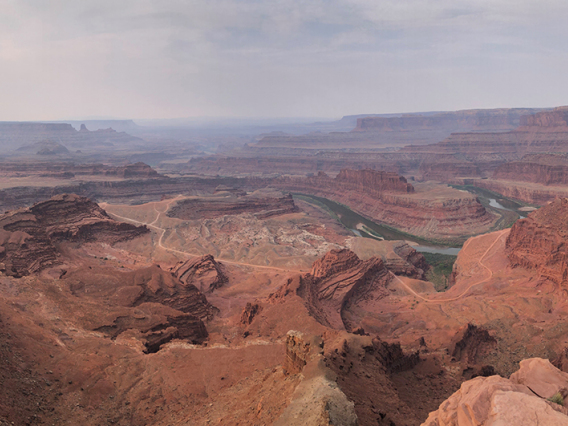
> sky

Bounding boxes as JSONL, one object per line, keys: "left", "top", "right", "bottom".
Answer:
{"left": 1, "top": 0, "right": 568, "bottom": 120}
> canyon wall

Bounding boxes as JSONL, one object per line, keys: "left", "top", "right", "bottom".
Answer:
{"left": 518, "top": 106, "right": 568, "bottom": 130}
{"left": 354, "top": 108, "right": 543, "bottom": 133}
{"left": 507, "top": 198, "right": 568, "bottom": 285}
{"left": 185, "top": 153, "right": 405, "bottom": 176}
{"left": 493, "top": 154, "right": 568, "bottom": 185}
{"left": 274, "top": 169, "right": 495, "bottom": 241}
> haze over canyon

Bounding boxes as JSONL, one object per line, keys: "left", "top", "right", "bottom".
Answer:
{"left": 1, "top": 105, "right": 568, "bottom": 426}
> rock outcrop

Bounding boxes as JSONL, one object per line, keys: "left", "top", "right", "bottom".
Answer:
{"left": 422, "top": 358, "right": 568, "bottom": 426}
{"left": 275, "top": 331, "right": 358, "bottom": 426}
{"left": 507, "top": 198, "right": 568, "bottom": 285}
{"left": 450, "top": 324, "right": 497, "bottom": 366}
{"left": 170, "top": 254, "right": 228, "bottom": 294}
{"left": 324, "top": 333, "right": 449, "bottom": 426}
{"left": 122, "top": 265, "right": 217, "bottom": 320}
{"left": 0, "top": 194, "right": 148, "bottom": 276}
{"left": 283, "top": 330, "right": 311, "bottom": 375}
{"left": 281, "top": 169, "right": 414, "bottom": 196}
{"left": 240, "top": 302, "right": 263, "bottom": 326}
{"left": 334, "top": 168, "right": 414, "bottom": 193}
{"left": 389, "top": 241, "right": 430, "bottom": 279}
{"left": 296, "top": 249, "right": 392, "bottom": 330}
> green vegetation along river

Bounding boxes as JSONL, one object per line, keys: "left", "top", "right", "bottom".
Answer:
{"left": 292, "top": 193, "right": 461, "bottom": 254}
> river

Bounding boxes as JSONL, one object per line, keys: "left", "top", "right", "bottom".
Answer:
{"left": 293, "top": 193, "right": 461, "bottom": 255}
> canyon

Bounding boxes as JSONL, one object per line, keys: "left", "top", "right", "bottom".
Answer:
{"left": 5, "top": 106, "right": 568, "bottom": 425}
{"left": 271, "top": 169, "right": 496, "bottom": 242}
{"left": 2, "top": 188, "right": 568, "bottom": 425}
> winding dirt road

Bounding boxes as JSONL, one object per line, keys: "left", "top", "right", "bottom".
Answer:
{"left": 101, "top": 197, "right": 302, "bottom": 273}
{"left": 102, "top": 198, "right": 507, "bottom": 303}
{"left": 391, "top": 229, "right": 509, "bottom": 303}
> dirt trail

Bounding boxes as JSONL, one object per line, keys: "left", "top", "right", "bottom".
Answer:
{"left": 101, "top": 197, "right": 303, "bottom": 273}
{"left": 391, "top": 229, "right": 508, "bottom": 303}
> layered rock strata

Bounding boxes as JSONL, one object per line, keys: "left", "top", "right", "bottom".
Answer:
{"left": 166, "top": 191, "right": 298, "bottom": 220}
{"left": 296, "top": 249, "right": 392, "bottom": 330}
{"left": 507, "top": 198, "right": 568, "bottom": 285}
{"left": 0, "top": 161, "right": 160, "bottom": 179}
{"left": 0, "top": 194, "right": 148, "bottom": 276}
{"left": 170, "top": 254, "right": 228, "bottom": 294}
{"left": 493, "top": 153, "right": 568, "bottom": 185}
{"left": 354, "top": 108, "right": 544, "bottom": 133}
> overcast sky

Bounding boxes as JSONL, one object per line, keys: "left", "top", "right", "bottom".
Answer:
{"left": 1, "top": 0, "right": 568, "bottom": 120}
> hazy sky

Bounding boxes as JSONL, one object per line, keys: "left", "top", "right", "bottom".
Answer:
{"left": 2, "top": 0, "right": 568, "bottom": 120}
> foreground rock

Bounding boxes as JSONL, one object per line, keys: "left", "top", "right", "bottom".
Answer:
{"left": 422, "top": 358, "right": 568, "bottom": 425}
{"left": 0, "top": 194, "right": 148, "bottom": 276}
{"left": 275, "top": 331, "right": 358, "bottom": 426}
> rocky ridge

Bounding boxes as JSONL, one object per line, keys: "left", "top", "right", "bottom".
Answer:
{"left": 273, "top": 249, "right": 392, "bottom": 331}
{"left": 0, "top": 194, "right": 148, "bottom": 276}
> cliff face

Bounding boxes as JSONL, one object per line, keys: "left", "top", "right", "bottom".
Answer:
{"left": 353, "top": 108, "right": 543, "bottom": 133}
{"left": 493, "top": 153, "right": 568, "bottom": 185}
{"left": 397, "top": 107, "right": 568, "bottom": 183}
{"left": 419, "top": 159, "right": 481, "bottom": 181}
{"left": 0, "top": 194, "right": 148, "bottom": 276}
{"left": 297, "top": 249, "right": 392, "bottom": 330}
{"left": 334, "top": 168, "right": 414, "bottom": 194}
{"left": 507, "top": 198, "right": 568, "bottom": 285}
{"left": 518, "top": 106, "right": 568, "bottom": 130}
